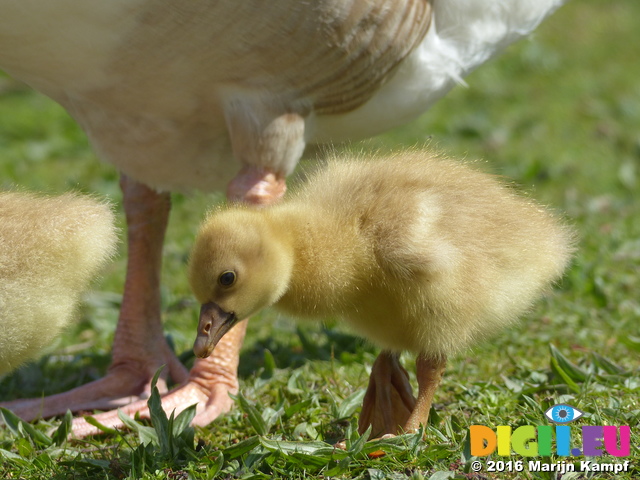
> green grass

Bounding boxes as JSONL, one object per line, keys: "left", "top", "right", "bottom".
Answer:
{"left": 1, "top": 0, "right": 639, "bottom": 478}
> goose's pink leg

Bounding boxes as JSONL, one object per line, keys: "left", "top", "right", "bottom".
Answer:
{"left": 1, "top": 176, "right": 189, "bottom": 420}
{"left": 69, "top": 167, "right": 285, "bottom": 436}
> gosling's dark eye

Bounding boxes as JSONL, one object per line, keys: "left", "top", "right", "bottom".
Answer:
{"left": 218, "top": 270, "right": 236, "bottom": 287}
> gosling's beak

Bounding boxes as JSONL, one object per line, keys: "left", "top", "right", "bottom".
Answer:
{"left": 193, "top": 302, "right": 238, "bottom": 358}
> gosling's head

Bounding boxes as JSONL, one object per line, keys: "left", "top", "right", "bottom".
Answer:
{"left": 189, "top": 207, "right": 293, "bottom": 358}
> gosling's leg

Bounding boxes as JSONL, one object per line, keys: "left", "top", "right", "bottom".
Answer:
{"left": 403, "top": 353, "right": 446, "bottom": 433}
{"left": 358, "top": 351, "right": 417, "bottom": 437}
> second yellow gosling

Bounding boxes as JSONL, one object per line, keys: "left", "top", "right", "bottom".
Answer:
{"left": 0, "top": 192, "right": 117, "bottom": 375}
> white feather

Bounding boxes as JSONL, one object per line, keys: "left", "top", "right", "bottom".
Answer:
{"left": 311, "top": 0, "right": 565, "bottom": 141}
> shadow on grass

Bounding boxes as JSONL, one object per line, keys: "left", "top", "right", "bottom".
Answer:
{"left": 237, "top": 325, "right": 377, "bottom": 379}
{"left": 0, "top": 351, "right": 112, "bottom": 402}
{"left": 0, "top": 323, "right": 375, "bottom": 403}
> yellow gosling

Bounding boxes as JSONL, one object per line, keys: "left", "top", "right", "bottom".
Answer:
{"left": 188, "top": 151, "right": 574, "bottom": 437}
{"left": 0, "top": 192, "right": 117, "bottom": 375}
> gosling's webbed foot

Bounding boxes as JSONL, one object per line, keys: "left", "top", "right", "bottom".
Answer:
{"left": 358, "top": 351, "right": 417, "bottom": 438}
{"left": 357, "top": 352, "right": 447, "bottom": 438}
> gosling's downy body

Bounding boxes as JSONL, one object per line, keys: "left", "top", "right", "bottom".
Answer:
{"left": 191, "top": 151, "right": 574, "bottom": 436}
{"left": 0, "top": 192, "right": 117, "bottom": 375}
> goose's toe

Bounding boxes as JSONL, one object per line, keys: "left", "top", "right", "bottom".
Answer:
{"left": 69, "top": 318, "right": 247, "bottom": 438}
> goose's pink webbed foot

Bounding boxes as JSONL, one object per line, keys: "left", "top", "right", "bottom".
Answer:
{"left": 75, "top": 167, "right": 286, "bottom": 436}
{"left": 71, "top": 320, "right": 246, "bottom": 437}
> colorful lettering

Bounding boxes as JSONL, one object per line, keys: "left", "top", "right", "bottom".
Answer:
{"left": 582, "top": 426, "right": 604, "bottom": 456}
{"left": 511, "top": 426, "right": 538, "bottom": 456}
{"left": 537, "top": 426, "right": 552, "bottom": 456}
{"left": 555, "top": 425, "right": 571, "bottom": 456}
{"left": 469, "top": 425, "right": 496, "bottom": 456}
{"left": 497, "top": 426, "right": 511, "bottom": 456}
{"left": 603, "top": 426, "right": 630, "bottom": 457}
{"left": 468, "top": 424, "right": 631, "bottom": 458}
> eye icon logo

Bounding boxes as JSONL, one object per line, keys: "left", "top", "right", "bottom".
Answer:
{"left": 544, "top": 404, "right": 584, "bottom": 424}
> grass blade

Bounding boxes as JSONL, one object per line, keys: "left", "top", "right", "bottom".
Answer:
{"left": 290, "top": 451, "right": 331, "bottom": 470}
{"left": 0, "top": 448, "right": 31, "bottom": 467}
{"left": 284, "top": 399, "right": 312, "bottom": 418}
{"left": 428, "top": 472, "right": 456, "bottom": 480}
{"left": 263, "top": 349, "right": 276, "bottom": 378}
{"left": 0, "top": 407, "right": 22, "bottom": 437}
{"left": 259, "top": 437, "right": 330, "bottom": 454}
{"left": 237, "top": 392, "right": 268, "bottom": 436}
{"left": 620, "top": 335, "right": 640, "bottom": 352}
{"left": 336, "top": 389, "right": 366, "bottom": 419}
{"left": 173, "top": 403, "right": 197, "bottom": 437}
{"left": 550, "top": 354, "right": 580, "bottom": 393}
{"left": 0, "top": 407, "right": 52, "bottom": 447}
{"left": 550, "top": 345, "right": 588, "bottom": 382}
{"left": 208, "top": 451, "right": 224, "bottom": 477}
{"left": 51, "top": 410, "right": 72, "bottom": 446}
{"left": 549, "top": 345, "right": 584, "bottom": 392}
{"left": 223, "top": 435, "right": 260, "bottom": 459}
{"left": 591, "top": 352, "right": 627, "bottom": 375}
{"left": 117, "top": 409, "right": 158, "bottom": 446}
{"left": 286, "top": 369, "right": 307, "bottom": 395}
{"left": 82, "top": 415, "right": 119, "bottom": 435}
{"left": 348, "top": 425, "right": 370, "bottom": 455}
{"left": 147, "top": 368, "right": 171, "bottom": 456}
